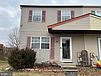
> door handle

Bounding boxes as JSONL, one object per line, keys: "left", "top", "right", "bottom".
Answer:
{"left": 60, "top": 47, "right": 62, "bottom": 49}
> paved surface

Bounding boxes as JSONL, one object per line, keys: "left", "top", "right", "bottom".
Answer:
{"left": 97, "top": 74, "right": 101, "bottom": 76}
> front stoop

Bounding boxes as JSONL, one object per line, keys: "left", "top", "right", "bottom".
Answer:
{"left": 62, "top": 66, "right": 78, "bottom": 72}
{"left": 59, "top": 63, "right": 78, "bottom": 72}
{"left": 60, "top": 63, "right": 78, "bottom": 76}
{"left": 57, "top": 63, "right": 78, "bottom": 76}
{"left": 63, "top": 68, "right": 78, "bottom": 72}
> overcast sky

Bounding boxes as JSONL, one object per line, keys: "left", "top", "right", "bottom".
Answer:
{"left": 0, "top": 0, "right": 101, "bottom": 46}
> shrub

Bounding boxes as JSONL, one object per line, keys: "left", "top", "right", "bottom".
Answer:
{"left": 8, "top": 48, "right": 36, "bottom": 69}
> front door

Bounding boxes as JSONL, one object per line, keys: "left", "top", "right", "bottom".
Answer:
{"left": 60, "top": 37, "right": 72, "bottom": 62}
{"left": 98, "top": 38, "right": 101, "bottom": 60}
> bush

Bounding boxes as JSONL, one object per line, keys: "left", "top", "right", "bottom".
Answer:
{"left": 0, "top": 55, "right": 6, "bottom": 60}
{"left": 8, "top": 48, "right": 36, "bottom": 69}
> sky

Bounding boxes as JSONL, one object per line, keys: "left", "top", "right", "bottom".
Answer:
{"left": 0, "top": 0, "right": 101, "bottom": 46}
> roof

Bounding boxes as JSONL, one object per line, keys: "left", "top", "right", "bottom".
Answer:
{"left": 20, "top": 4, "right": 101, "bottom": 8}
{"left": 48, "top": 13, "right": 101, "bottom": 29}
{"left": 48, "top": 30, "right": 101, "bottom": 34}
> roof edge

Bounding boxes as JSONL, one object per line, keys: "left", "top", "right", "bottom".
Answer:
{"left": 48, "top": 13, "right": 101, "bottom": 29}
{"left": 48, "top": 13, "right": 91, "bottom": 29}
{"left": 20, "top": 4, "right": 101, "bottom": 8}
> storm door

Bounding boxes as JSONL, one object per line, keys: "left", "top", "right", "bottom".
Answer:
{"left": 60, "top": 37, "right": 72, "bottom": 62}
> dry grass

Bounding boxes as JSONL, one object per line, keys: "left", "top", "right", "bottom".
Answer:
{"left": 0, "top": 60, "right": 9, "bottom": 71}
{"left": 13, "top": 71, "right": 64, "bottom": 76}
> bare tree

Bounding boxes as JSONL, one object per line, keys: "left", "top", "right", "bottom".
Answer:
{"left": 8, "top": 27, "right": 20, "bottom": 48}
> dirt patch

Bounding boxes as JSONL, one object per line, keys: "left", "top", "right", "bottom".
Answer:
{"left": 13, "top": 71, "right": 64, "bottom": 76}
{"left": 78, "top": 67, "right": 101, "bottom": 76}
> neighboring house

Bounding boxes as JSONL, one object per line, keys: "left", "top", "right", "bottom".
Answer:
{"left": 0, "top": 44, "right": 3, "bottom": 55}
{"left": 19, "top": 5, "right": 101, "bottom": 71}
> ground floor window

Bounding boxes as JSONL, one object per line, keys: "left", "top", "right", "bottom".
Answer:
{"left": 31, "top": 37, "right": 50, "bottom": 49}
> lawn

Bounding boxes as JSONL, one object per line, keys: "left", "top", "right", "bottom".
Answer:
{"left": 13, "top": 72, "right": 63, "bottom": 76}
{"left": 0, "top": 60, "right": 9, "bottom": 71}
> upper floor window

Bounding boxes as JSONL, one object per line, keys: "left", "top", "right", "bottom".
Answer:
{"left": 91, "top": 10, "right": 101, "bottom": 16}
{"left": 57, "top": 10, "right": 74, "bottom": 22}
{"left": 96, "top": 11, "right": 101, "bottom": 16}
{"left": 31, "top": 37, "right": 50, "bottom": 49}
{"left": 33, "top": 10, "right": 42, "bottom": 22}
{"left": 28, "top": 10, "right": 46, "bottom": 22}
{"left": 61, "top": 10, "right": 71, "bottom": 21}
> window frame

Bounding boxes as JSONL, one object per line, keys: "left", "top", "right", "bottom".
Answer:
{"left": 61, "top": 10, "right": 71, "bottom": 21}
{"left": 60, "top": 37, "right": 72, "bottom": 62}
{"left": 98, "top": 38, "right": 101, "bottom": 60}
{"left": 96, "top": 11, "right": 101, "bottom": 16}
{"left": 31, "top": 36, "right": 50, "bottom": 50}
{"left": 32, "top": 10, "right": 42, "bottom": 22}
{"left": 31, "top": 37, "right": 40, "bottom": 49}
{"left": 41, "top": 37, "right": 50, "bottom": 49}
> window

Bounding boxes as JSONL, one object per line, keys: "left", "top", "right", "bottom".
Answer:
{"left": 61, "top": 10, "right": 71, "bottom": 21}
{"left": 33, "top": 10, "right": 42, "bottom": 22}
{"left": 96, "top": 11, "right": 101, "bottom": 16}
{"left": 91, "top": 10, "right": 101, "bottom": 16}
{"left": 32, "top": 37, "right": 40, "bottom": 49}
{"left": 31, "top": 37, "right": 50, "bottom": 49}
{"left": 41, "top": 37, "right": 49, "bottom": 49}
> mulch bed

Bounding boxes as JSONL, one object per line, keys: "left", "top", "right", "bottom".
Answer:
{"left": 78, "top": 66, "right": 101, "bottom": 76}
{"left": 15, "top": 62, "right": 63, "bottom": 73}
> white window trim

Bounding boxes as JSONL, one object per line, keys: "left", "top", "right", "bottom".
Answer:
{"left": 60, "top": 37, "right": 72, "bottom": 62}
{"left": 98, "top": 38, "right": 101, "bottom": 60}
{"left": 32, "top": 10, "right": 42, "bottom": 22}
{"left": 30, "top": 36, "right": 50, "bottom": 50}
{"left": 41, "top": 37, "right": 50, "bottom": 49}
{"left": 94, "top": 10, "right": 101, "bottom": 16}
{"left": 61, "top": 10, "right": 71, "bottom": 21}
{"left": 31, "top": 37, "right": 40, "bottom": 49}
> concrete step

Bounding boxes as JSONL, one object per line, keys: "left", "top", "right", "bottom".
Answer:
{"left": 63, "top": 68, "right": 78, "bottom": 72}
{"left": 59, "top": 63, "right": 78, "bottom": 72}
{"left": 60, "top": 63, "right": 77, "bottom": 68}
{"left": 63, "top": 66, "right": 78, "bottom": 72}
{"left": 62, "top": 65, "right": 77, "bottom": 68}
